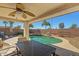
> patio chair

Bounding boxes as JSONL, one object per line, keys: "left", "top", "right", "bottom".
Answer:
{"left": 16, "top": 39, "right": 56, "bottom": 56}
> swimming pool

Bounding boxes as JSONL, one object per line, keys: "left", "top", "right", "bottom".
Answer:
{"left": 30, "top": 35, "right": 62, "bottom": 45}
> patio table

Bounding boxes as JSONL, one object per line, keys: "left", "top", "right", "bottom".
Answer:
{"left": 17, "top": 40, "right": 56, "bottom": 56}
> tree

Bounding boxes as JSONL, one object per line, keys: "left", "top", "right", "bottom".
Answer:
{"left": 70, "top": 24, "right": 77, "bottom": 29}
{"left": 29, "top": 24, "right": 33, "bottom": 28}
{"left": 59, "top": 23, "right": 64, "bottom": 37}
{"left": 59, "top": 23, "right": 64, "bottom": 29}
{"left": 9, "top": 21, "right": 14, "bottom": 28}
{"left": 42, "top": 20, "right": 51, "bottom": 29}
{"left": 29, "top": 24, "right": 34, "bottom": 30}
{"left": 14, "top": 26, "right": 22, "bottom": 36}
{"left": 15, "top": 26, "right": 21, "bottom": 29}
{"left": 3, "top": 21, "right": 8, "bottom": 28}
{"left": 3, "top": 21, "right": 8, "bottom": 35}
{"left": 9, "top": 21, "right": 14, "bottom": 33}
{"left": 42, "top": 20, "right": 52, "bottom": 36}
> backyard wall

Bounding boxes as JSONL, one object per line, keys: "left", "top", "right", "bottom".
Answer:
{"left": 30, "top": 29, "right": 41, "bottom": 35}
{"left": 30, "top": 29, "right": 79, "bottom": 37}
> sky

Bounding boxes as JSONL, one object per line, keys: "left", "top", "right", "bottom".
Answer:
{"left": 0, "top": 11, "right": 79, "bottom": 29}
{"left": 0, "top": 21, "right": 24, "bottom": 28}
{"left": 32, "top": 11, "right": 79, "bottom": 29}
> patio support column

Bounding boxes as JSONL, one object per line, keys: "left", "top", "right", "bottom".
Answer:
{"left": 23, "top": 22, "right": 30, "bottom": 40}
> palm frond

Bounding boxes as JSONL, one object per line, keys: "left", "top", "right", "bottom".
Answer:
{"left": 42, "top": 20, "right": 51, "bottom": 28}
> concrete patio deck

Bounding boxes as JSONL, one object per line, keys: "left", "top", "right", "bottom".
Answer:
{"left": 3, "top": 35, "right": 79, "bottom": 56}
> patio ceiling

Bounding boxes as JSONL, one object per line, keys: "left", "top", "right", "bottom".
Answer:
{"left": 0, "top": 3, "right": 79, "bottom": 23}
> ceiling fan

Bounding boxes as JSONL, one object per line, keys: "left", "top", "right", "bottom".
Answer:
{"left": 0, "top": 3, "right": 36, "bottom": 19}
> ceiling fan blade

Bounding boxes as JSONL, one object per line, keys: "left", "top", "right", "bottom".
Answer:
{"left": 24, "top": 11, "right": 35, "bottom": 17}
{"left": 22, "top": 13, "right": 27, "bottom": 19}
{"left": 8, "top": 11, "right": 16, "bottom": 17}
{"left": 0, "top": 6, "right": 16, "bottom": 10}
{"left": 16, "top": 3, "right": 25, "bottom": 10}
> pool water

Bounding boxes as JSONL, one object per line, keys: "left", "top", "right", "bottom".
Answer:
{"left": 30, "top": 35, "right": 62, "bottom": 45}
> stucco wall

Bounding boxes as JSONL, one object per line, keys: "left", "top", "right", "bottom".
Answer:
{"left": 30, "top": 29, "right": 79, "bottom": 37}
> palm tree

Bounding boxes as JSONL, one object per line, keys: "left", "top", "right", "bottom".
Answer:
{"left": 3, "top": 21, "right": 8, "bottom": 28}
{"left": 9, "top": 21, "right": 14, "bottom": 28}
{"left": 9, "top": 21, "right": 14, "bottom": 33}
{"left": 29, "top": 24, "right": 33, "bottom": 28}
{"left": 42, "top": 20, "right": 51, "bottom": 29}
{"left": 42, "top": 20, "right": 51, "bottom": 36}
{"left": 3, "top": 21, "right": 8, "bottom": 35}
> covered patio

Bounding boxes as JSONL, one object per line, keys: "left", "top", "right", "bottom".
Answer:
{"left": 0, "top": 3, "right": 79, "bottom": 56}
